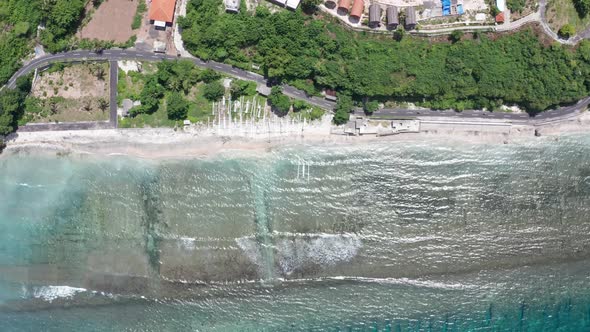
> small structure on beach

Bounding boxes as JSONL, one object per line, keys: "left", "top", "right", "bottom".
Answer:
{"left": 337, "top": 0, "right": 352, "bottom": 14}
{"left": 350, "top": 0, "right": 364, "bottom": 20}
{"left": 386, "top": 6, "right": 399, "bottom": 29}
{"left": 368, "top": 4, "right": 382, "bottom": 28}
{"left": 405, "top": 7, "right": 417, "bottom": 30}
{"left": 224, "top": 0, "right": 239, "bottom": 12}
{"left": 342, "top": 116, "right": 420, "bottom": 136}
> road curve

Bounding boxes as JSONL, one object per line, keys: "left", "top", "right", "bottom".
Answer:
{"left": 6, "top": 49, "right": 590, "bottom": 125}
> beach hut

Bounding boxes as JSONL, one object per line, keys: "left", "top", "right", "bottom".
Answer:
{"left": 368, "top": 4, "right": 382, "bottom": 28}
{"left": 350, "top": 0, "right": 364, "bottom": 20}
{"left": 386, "top": 6, "right": 399, "bottom": 29}
{"left": 405, "top": 6, "right": 417, "bottom": 30}
{"left": 337, "top": 0, "right": 352, "bottom": 14}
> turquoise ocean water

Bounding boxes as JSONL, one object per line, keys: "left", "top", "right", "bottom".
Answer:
{"left": 2, "top": 135, "right": 590, "bottom": 331}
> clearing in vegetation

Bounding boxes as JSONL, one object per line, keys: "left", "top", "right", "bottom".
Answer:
{"left": 78, "top": 0, "right": 139, "bottom": 43}
{"left": 23, "top": 63, "right": 110, "bottom": 123}
{"left": 117, "top": 60, "right": 325, "bottom": 128}
{"left": 546, "top": 0, "right": 590, "bottom": 36}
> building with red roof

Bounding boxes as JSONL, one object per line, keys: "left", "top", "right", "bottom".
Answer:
{"left": 350, "top": 0, "right": 364, "bottom": 20}
{"left": 149, "top": 0, "right": 177, "bottom": 29}
{"left": 495, "top": 12, "right": 505, "bottom": 23}
{"left": 337, "top": 0, "right": 352, "bottom": 14}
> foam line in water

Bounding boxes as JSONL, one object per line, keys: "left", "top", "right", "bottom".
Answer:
{"left": 25, "top": 285, "right": 87, "bottom": 303}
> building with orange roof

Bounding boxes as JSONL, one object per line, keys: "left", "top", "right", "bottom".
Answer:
{"left": 149, "top": 0, "right": 177, "bottom": 29}
{"left": 350, "top": 0, "right": 364, "bottom": 20}
{"left": 338, "top": 0, "right": 352, "bottom": 14}
{"left": 495, "top": 12, "right": 505, "bottom": 23}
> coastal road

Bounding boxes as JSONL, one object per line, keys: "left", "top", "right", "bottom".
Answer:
{"left": 360, "top": 96, "right": 590, "bottom": 125}
{"left": 6, "top": 49, "right": 590, "bottom": 126}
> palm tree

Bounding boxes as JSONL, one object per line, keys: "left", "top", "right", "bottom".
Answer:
{"left": 82, "top": 100, "right": 93, "bottom": 112}
{"left": 97, "top": 98, "right": 109, "bottom": 111}
{"left": 89, "top": 64, "right": 106, "bottom": 80}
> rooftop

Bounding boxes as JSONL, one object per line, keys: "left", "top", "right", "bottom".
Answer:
{"left": 149, "top": 0, "right": 177, "bottom": 23}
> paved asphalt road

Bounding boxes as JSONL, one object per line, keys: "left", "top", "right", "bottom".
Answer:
{"left": 109, "top": 61, "right": 118, "bottom": 128}
{"left": 7, "top": 49, "right": 590, "bottom": 127}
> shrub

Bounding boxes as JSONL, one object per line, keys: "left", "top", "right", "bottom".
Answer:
{"left": 268, "top": 86, "right": 291, "bottom": 116}
{"left": 558, "top": 24, "right": 576, "bottom": 38}
{"left": 132, "top": 1, "right": 147, "bottom": 30}
{"left": 202, "top": 81, "right": 225, "bottom": 101}
{"left": 166, "top": 92, "right": 189, "bottom": 120}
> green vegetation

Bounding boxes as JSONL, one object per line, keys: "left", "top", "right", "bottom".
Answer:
{"left": 0, "top": 0, "right": 87, "bottom": 85}
{"left": 78, "top": 36, "right": 138, "bottom": 51}
{"left": 268, "top": 86, "right": 291, "bottom": 116}
{"left": 181, "top": 0, "right": 590, "bottom": 114}
{"left": 547, "top": 0, "right": 590, "bottom": 34}
{"left": 166, "top": 92, "right": 189, "bottom": 120}
{"left": 507, "top": 0, "right": 526, "bottom": 12}
{"left": 301, "top": 0, "right": 322, "bottom": 12}
{"left": 0, "top": 75, "right": 32, "bottom": 136}
{"left": 119, "top": 60, "right": 241, "bottom": 127}
{"left": 202, "top": 81, "right": 225, "bottom": 101}
{"left": 132, "top": 1, "right": 147, "bottom": 30}
{"left": 291, "top": 100, "right": 325, "bottom": 121}
{"left": 230, "top": 79, "right": 257, "bottom": 98}
{"left": 333, "top": 94, "right": 353, "bottom": 125}
{"left": 449, "top": 30, "right": 464, "bottom": 43}
{"left": 574, "top": 0, "right": 590, "bottom": 17}
{"left": 559, "top": 24, "right": 576, "bottom": 38}
{"left": 364, "top": 100, "right": 379, "bottom": 114}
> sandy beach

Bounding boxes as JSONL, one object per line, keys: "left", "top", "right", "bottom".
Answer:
{"left": 3, "top": 112, "right": 590, "bottom": 159}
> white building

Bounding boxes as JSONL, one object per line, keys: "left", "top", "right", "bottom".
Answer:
{"left": 225, "top": 0, "right": 239, "bottom": 12}
{"left": 285, "top": 0, "right": 301, "bottom": 9}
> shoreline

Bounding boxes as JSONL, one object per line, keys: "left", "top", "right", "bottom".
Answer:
{"left": 3, "top": 112, "right": 590, "bottom": 160}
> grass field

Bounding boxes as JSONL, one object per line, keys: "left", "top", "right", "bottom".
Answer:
{"left": 546, "top": 0, "right": 590, "bottom": 34}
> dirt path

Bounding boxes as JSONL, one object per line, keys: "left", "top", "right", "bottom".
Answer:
{"left": 78, "top": 0, "right": 139, "bottom": 42}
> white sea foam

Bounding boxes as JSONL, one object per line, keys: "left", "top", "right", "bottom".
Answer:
{"left": 16, "top": 182, "right": 44, "bottom": 188}
{"left": 236, "top": 232, "right": 362, "bottom": 276}
{"left": 26, "top": 285, "right": 87, "bottom": 302}
{"left": 179, "top": 237, "right": 196, "bottom": 251}
{"left": 325, "top": 276, "right": 477, "bottom": 290}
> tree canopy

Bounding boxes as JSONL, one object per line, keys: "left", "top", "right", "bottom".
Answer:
{"left": 268, "top": 86, "right": 291, "bottom": 116}
{"left": 574, "top": 0, "right": 590, "bottom": 17}
{"left": 333, "top": 94, "right": 353, "bottom": 125}
{"left": 167, "top": 92, "right": 189, "bottom": 120}
{"left": 559, "top": 24, "right": 576, "bottom": 39}
{"left": 0, "top": 0, "right": 87, "bottom": 85}
{"left": 202, "top": 81, "right": 225, "bottom": 101}
{"left": 0, "top": 75, "right": 32, "bottom": 136}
